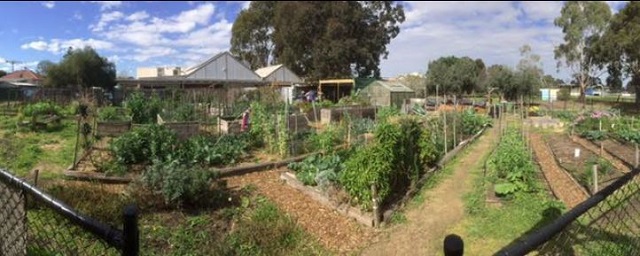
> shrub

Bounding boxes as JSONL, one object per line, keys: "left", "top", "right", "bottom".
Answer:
{"left": 140, "top": 158, "right": 217, "bottom": 207}
{"left": 461, "top": 108, "right": 491, "bottom": 137}
{"left": 97, "top": 106, "right": 130, "bottom": 122}
{"left": 306, "top": 125, "right": 344, "bottom": 153}
{"left": 125, "top": 91, "right": 162, "bottom": 124}
{"left": 22, "top": 102, "right": 63, "bottom": 118}
{"left": 557, "top": 88, "right": 570, "bottom": 101}
{"left": 110, "top": 124, "right": 177, "bottom": 165}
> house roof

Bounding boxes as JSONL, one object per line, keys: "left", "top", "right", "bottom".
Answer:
{"left": 255, "top": 64, "right": 283, "bottom": 78}
{"left": 372, "top": 80, "right": 414, "bottom": 93}
{"left": 182, "top": 51, "right": 256, "bottom": 77}
{"left": 0, "top": 69, "right": 42, "bottom": 81}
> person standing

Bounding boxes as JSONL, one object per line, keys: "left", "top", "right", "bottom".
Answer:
{"left": 241, "top": 108, "right": 250, "bottom": 132}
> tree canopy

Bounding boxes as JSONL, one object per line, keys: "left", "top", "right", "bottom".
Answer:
{"left": 424, "top": 56, "right": 486, "bottom": 97}
{"left": 554, "top": 1, "right": 612, "bottom": 102}
{"left": 0, "top": 70, "right": 6, "bottom": 78}
{"left": 590, "top": 1, "right": 640, "bottom": 105}
{"left": 44, "top": 46, "right": 116, "bottom": 90}
{"left": 230, "top": 1, "right": 405, "bottom": 81}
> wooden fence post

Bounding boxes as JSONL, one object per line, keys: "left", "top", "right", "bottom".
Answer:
{"left": 635, "top": 143, "right": 639, "bottom": 168}
{"left": 371, "top": 184, "right": 380, "bottom": 227}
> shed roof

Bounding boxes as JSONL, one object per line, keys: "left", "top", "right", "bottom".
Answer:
{"left": 255, "top": 64, "right": 283, "bottom": 78}
{"left": 371, "top": 80, "right": 414, "bottom": 93}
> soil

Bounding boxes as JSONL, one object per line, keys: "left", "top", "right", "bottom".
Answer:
{"left": 359, "top": 124, "right": 498, "bottom": 256}
{"left": 223, "top": 169, "right": 377, "bottom": 255}
{"left": 530, "top": 133, "right": 588, "bottom": 208}
{"left": 572, "top": 137, "right": 635, "bottom": 172}
{"left": 546, "top": 134, "right": 625, "bottom": 193}
{"left": 600, "top": 139, "right": 639, "bottom": 168}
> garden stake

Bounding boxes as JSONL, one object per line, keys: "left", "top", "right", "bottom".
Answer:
{"left": 635, "top": 143, "right": 639, "bottom": 168}
{"left": 593, "top": 165, "right": 598, "bottom": 195}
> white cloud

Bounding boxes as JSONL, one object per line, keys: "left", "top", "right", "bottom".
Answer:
{"left": 379, "top": 1, "right": 572, "bottom": 80}
{"left": 90, "top": 1, "right": 123, "bottom": 11}
{"left": 42, "top": 1, "right": 55, "bottom": 9}
{"left": 126, "top": 11, "right": 150, "bottom": 21}
{"left": 21, "top": 38, "right": 114, "bottom": 54}
{"left": 90, "top": 11, "right": 124, "bottom": 32}
{"left": 73, "top": 12, "right": 83, "bottom": 20}
{"left": 130, "top": 47, "right": 178, "bottom": 62}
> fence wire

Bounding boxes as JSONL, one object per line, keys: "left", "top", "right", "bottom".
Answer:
{"left": 0, "top": 169, "right": 135, "bottom": 256}
{"left": 496, "top": 168, "right": 640, "bottom": 256}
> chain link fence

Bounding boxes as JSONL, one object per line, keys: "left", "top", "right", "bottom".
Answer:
{"left": 0, "top": 168, "right": 138, "bottom": 256}
{"left": 495, "top": 167, "right": 640, "bottom": 255}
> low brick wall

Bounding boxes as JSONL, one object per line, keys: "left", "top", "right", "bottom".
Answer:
{"left": 320, "top": 106, "right": 376, "bottom": 124}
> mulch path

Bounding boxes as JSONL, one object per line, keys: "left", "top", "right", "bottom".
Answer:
{"left": 223, "top": 168, "right": 377, "bottom": 255}
{"left": 530, "top": 133, "right": 589, "bottom": 208}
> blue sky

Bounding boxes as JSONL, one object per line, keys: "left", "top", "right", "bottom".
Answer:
{"left": 0, "top": 1, "right": 630, "bottom": 82}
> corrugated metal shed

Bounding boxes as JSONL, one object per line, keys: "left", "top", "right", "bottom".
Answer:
{"left": 255, "top": 64, "right": 303, "bottom": 85}
{"left": 184, "top": 52, "right": 262, "bottom": 81}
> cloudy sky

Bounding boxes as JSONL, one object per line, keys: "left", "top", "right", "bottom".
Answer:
{"left": 0, "top": 1, "right": 629, "bottom": 81}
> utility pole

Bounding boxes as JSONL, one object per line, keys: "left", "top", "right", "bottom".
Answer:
{"left": 4, "top": 60, "right": 22, "bottom": 72}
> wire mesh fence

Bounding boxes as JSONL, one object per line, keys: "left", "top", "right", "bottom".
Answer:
{"left": 0, "top": 169, "right": 138, "bottom": 256}
{"left": 495, "top": 167, "right": 640, "bottom": 256}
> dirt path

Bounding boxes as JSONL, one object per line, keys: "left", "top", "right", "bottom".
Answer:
{"left": 223, "top": 168, "right": 377, "bottom": 255}
{"left": 359, "top": 125, "right": 498, "bottom": 256}
{"left": 531, "top": 133, "right": 589, "bottom": 208}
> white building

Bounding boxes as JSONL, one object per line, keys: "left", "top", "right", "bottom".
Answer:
{"left": 136, "top": 67, "right": 183, "bottom": 78}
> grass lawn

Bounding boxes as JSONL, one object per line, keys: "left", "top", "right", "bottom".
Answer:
{"left": 0, "top": 114, "right": 78, "bottom": 179}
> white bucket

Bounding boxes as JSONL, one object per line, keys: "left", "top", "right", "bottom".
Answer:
{"left": 574, "top": 148, "right": 581, "bottom": 158}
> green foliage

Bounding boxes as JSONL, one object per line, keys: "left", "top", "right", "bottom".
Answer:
{"left": 44, "top": 46, "right": 116, "bottom": 90}
{"left": 557, "top": 88, "right": 571, "bottom": 101}
{"left": 425, "top": 56, "right": 487, "bottom": 95}
{"left": 339, "top": 116, "right": 430, "bottom": 210}
{"left": 216, "top": 196, "right": 326, "bottom": 256}
{"left": 554, "top": 1, "right": 611, "bottom": 99}
{"left": 177, "top": 133, "right": 252, "bottom": 167}
{"left": 249, "top": 102, "right": 276, "bottom": 151}
{"left": 141, "top": 158, "right": 217, "bottom": 207}
{"left": 110, "top": 124, "right": 177, "bottom": 165}
{"left": 580, "top": 157, "right": 615, "bottom": 186}
{"left": 306, "top": 124, "right": 344, "bottom": 153}
{"left": 489, "top": 127, "right": 537, "bottom": 196}
{"left": 288, "top": 153, "right": 344, "bottom": 187}
{"left": 125, "top": 91, "right": 162, "bottom": 124}
{"left": 22, "top": 102, "right": 63, "bottom": 118}
{"left": 375, "top": 106, "right": 401, "bottom": 122}
{"left": 613, "top": 117, "right": 640, "bottom": 144}
{"left": 461, "top": 108, "right": 491, "bottom": 136}
{"left": 232, "top": 1, "right": 405, "bottom": 80}
{"left": 162, "top": 103, "right": 196, "bottom": 122}
{"left": 97, "top": 106, "right": 130, "bottom": 122}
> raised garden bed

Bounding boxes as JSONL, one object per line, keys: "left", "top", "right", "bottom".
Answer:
{"left": 546, "top": 134, "right": 625, "bottom": 194}
{"left": 95, "top": 121, "right": 131, "bottom": 137}
{"left": 280, "top": 124, "right": 489, "bottom": 227}
{"left": 320, "top": 106, "right": 376, "bottom": 124}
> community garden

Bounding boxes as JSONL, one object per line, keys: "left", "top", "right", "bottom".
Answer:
{"left": 2, "top": 84, "right": 639, "bottom": 254}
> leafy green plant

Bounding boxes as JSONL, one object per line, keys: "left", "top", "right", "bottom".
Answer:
{"left": 140, "top": 158, "right": 217, "bottom": 207}
{"left": 461, "top": 108, "right": 491, "bottom": 137}
{"left": 97, "top": 106, "right": 130, "bottom": 122}
{"left": 490, "top": 127, "right": 537, "bottom": 197}
{"left": 306, "top": 124, "right": 344, "bottom": 153}
{"left": 125, "top": 91, "right": 162, "bottom": 124}
{"left": 288, "top": 154, "right": 344, "bottom": 187}
{"left": 109, "top": 124, "right": 177, "bottom": 165}
{"left": 376, "top": 106, "right": 401, "bottom": 122}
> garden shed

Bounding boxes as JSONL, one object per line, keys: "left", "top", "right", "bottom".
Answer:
{"left": 358, "top": 80, "right": 415, "bottom": 108}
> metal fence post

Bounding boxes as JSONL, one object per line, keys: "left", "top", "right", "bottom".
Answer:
{"left": 122, "top": 204, "right": 139, "bottom": 256}
{"left": 444, "top": 234, "right": 464, "bottom": 256}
